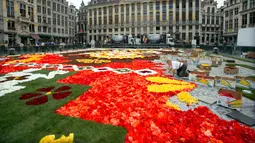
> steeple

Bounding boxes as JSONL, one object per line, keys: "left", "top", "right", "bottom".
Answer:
{"left": 81, "top": 0, "right": 85, "bottom": 6}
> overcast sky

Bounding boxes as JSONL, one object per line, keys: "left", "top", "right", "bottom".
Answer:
{"left": 67, "top": 0, "right": 225, "bottom": 9}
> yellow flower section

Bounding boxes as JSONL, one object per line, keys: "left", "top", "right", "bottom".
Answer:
{"left": 89, "top": 50, "right": 146, "bottom": 59}
{"left": 39, "top": 133, "right": 74, "bottom": 143}
{"left": 177, "top": 92, "right": 198, "bottom": 105}
{"left": 147, "top": 84, "right": 195, "bottom": 93}
{"left": 76, "top": 59, "right": 111, "bottom": 64}
{"left": 166, "top": 101, "right": 181, "bottom": 110}
{"left": 7, "top": 54, "right": 45, "bottom": 64}
{"left": 146, "top": 77, "right": 191, "bottom": 85}
{"left": 201, "top": 64, "right": 210, "bottom": 67}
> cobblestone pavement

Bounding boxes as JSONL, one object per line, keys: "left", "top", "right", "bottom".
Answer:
{"left": 154, "top": 53, "right": 255, "bottom": 128}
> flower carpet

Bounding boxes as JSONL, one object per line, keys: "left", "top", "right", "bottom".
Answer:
{"left": 0, "top": 50, "right": 254, "bottom": 143}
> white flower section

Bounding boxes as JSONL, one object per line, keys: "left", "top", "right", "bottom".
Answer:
{"left": 112, "top": 68, "right": 133, "bottom": 74}
{"left": 79, "top": 66, "right": 94, "bottom": 70}
{"left": 0, "top": 69, "right": 68, "bottom": 97}
{"left": 134, "top": 69, "right": 158, "bottom": 76}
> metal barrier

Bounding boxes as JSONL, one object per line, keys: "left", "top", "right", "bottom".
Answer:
{"left": 0, "top": 44, "right": 254, "bottom": 56}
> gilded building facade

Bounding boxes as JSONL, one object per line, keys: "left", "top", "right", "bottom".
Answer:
{"left": 86, "top": 0, "right": 201, "bottom": 44}
{"left": 77, "top": 1, "right": 87, "bottom": 43}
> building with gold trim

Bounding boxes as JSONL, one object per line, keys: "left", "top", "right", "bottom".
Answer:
{"left": 86, "top": 0, "right": 202, "bottom": 44}
{"left": 1, "top": 0, "right": 76, "bottom": 46}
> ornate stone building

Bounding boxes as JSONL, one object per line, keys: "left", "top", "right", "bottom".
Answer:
{"left": 201, "top": 0, "right": 223, "bottom": 44}
{"left": 1, "top": 0, "right": 76, "bottom": 46}
{"left": 77, "top": 1, "right": 87, "bottom": 43}
{"left": 86, "top": 0, "right": 202, "bottom": 43}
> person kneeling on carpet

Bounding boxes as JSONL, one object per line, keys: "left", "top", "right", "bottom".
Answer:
{"left": 167, "top": 60, "right": 189, "bottom": 77}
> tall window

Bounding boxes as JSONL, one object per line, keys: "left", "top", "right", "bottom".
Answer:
{"left": 115, "top": 5, "right": 118, "bottom": 13}
{"left": 121, "top": 5, "right": 124, "bottom": 12}
{"left": 43, "top": 7, "right": 46, "bottom": 14}
{"left": 43, "top": 16, "right": 46, "bottom": 23}
{"left": 234, "top": 8, "right": 238, "bottom": 15}
{"left": 43, "top": 26, "right": 47, "bottom": 33}
{"left": 176, "top": 0, "right": 179, "bottom": 9}
{"left": 20, "top": 3, "right": 26, "bottom": 17}
{"left": 234, "top": 18, "right": 238, "bottom": 28}
{"left": 162, "top": 1, "right": 166, "bottom": 12}
{"left": 53, "top": 2, "right": 56, "bottom": 11}
{"left": 29, "top": 24, "right": 35, "bottom": 32}
{"left": 48, "top": 18, "right": 51, "bottom": 24}
{"left": 156, "top": 1, "right": 160, "bottom": 10}
{"left": 62, "top": 16, "right": 64, "bottom": 26}
{"left": 242, "top": 14, "right": 247, "bottom": 25}
{"left": 211, "top": 16, "right": 214, "bottom": 24}
{"left": 229, "top": 19, "right": 233, "bottom": 29}
{"left": 28, "top": 7, "right": 34, "bottom": 17}
{"left": 243, "top": 1, "right": 247, "bottom": 10}
{"left": 225, "top": 20, "right": 228, "bottom": 30}
{"left": 250, "top": 12, "right": 255, "bottom": 25}
{"left": 143, "top": 3, "right": 147, "bottom": 14}
{"left": 61, "top": 6, "right": 64, "bottom": 13}
{"left": 37, "top": 5, "right": 41, "bottom": 13}
{"left": 150, "top": 2, "right": 153, "bottom": 10}
{"left": 38, "top": 16, "right": 41, "bottom": 23}
{"left": 7, "top": 0, "right": 15, "bottom": 17}
{"left": 57, "top": 4, "right": 60, "bottom": 12}
{"left": 126, "top": 14, "right": 129, "bottom": 23}
{"left": 8, "top": 20, "right": 15, "bottom": 30}
{"left": 47, "top": 8, "right": 51, "bottom": 15}
{"left": 65, "top": 7, "right": 67, "bottom": 14}
{"left": 57, "top": 15, "right": 60, "bottom": 25}
{"left": 65, "top": 17, "right": 68, "bottom": 27}
{"left": 47, "top": 1, "right": 51, "bottom": 7}
{"left": 38, "top": 26, "right": 41, "bottom": 32}
{"left": 53, "top": 13, "right": 56, "bottom": 24}
{"left": 250, "top": 0, "right": 255, "bottom": 8}
{"left": 225, "top": 11, "right": 228, "bottom": 17}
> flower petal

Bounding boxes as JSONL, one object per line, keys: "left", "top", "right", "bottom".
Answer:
{"left": 37, "top": 86, "right": 55, "bottom": 92}
{"left": 26, "top": 96, "right": 48, "bottom": 105}
{"left": 19, "top": 93, "right": 42, "bottom": 100}
{"left": 55, "top": 86, "right": 71, "bottom": 92}
{"left": 52, "top": 92, "right": 72, "bottom": 100}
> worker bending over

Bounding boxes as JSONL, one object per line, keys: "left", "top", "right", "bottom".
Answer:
{"left": 167, "top": 60, "right": 189, "bottom": 77}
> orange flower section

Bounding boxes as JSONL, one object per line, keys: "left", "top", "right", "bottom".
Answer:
{"left": 56, "top": 66, "right": 255, "bottom": 142}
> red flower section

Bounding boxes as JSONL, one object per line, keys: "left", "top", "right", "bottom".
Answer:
{"left": 26, "top": 96, "right": 48, "bottom": 105}
{"left": 0, "top": 65, "right": 29, "bottom": 74}
{"left": 55, "top": 86, "right": 71, "bottom": 92}
{"left": 18, "top": 54, "right": 70, "bottom": 64}
{"left": 19, "top": 93, "right": 42, "bottom": 100}
{"left": 99, "top": 60, "right": 164, "bottom": 71}
{"left": 53, "top": 92, "right": 72, "bottom": 100}
{"left": 56, "top": 68, "right": 255, "bottom": 142}
{"left": 35, "top": 54, "right": 70, "bottom": 64}
{"left": 20, "top": 86, "right": 72, "bottom": 106}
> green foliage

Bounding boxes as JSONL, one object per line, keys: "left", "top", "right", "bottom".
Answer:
{"left": 0, "top": 72, "right": 127, "bottom": 143}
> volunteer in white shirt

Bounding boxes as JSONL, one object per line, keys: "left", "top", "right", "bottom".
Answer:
{"left": 167, "top": 60, "right": 189, "bottom": 77}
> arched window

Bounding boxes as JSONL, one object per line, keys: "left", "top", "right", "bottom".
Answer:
{"left": 212, "top": 7, "right": 215, "bottom": 13}
{"left": 207, "top": 7, "right": 210, "bottom": 13}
